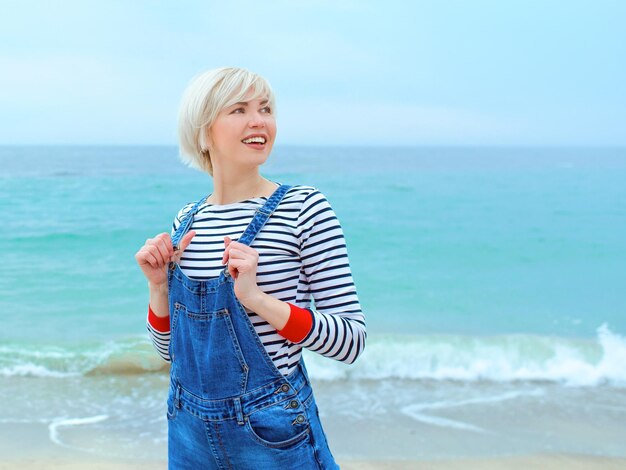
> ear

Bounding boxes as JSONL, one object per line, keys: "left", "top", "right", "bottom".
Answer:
{"left": 204, "top": 126, "right": 214, "bottom": 149}
{"left": 199, "top": 126, "right": 213, "bottom": 153}
{"left": 200, "top": 130, "right": 214, "bottom": 172}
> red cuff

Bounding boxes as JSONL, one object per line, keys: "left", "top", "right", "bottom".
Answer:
{"left": 277, "top": 303, "right": 314, "bottom": 343}
{"left": 148, "top": 305, "right": 170, "bottom": 333}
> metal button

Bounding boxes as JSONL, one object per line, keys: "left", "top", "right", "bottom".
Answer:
{"left": 295, "top": 414, "right": 305, "bottom": 424}
{"left": 281, "top": 384, "right": 290, "bottom": 393}
{"left": 289, "top": 400, "right": 299, "bottom": 409}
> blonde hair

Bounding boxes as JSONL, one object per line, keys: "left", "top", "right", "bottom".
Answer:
{"left": 177, "top": 67, "right": 276, "bottom": 176}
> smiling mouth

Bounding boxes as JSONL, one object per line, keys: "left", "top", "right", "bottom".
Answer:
{"left": 242, "top": 136, "right": 267, "bottom": 144}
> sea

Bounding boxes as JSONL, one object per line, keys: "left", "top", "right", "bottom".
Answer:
{"left": 1, "top": 145, "right": 625, "bottom": 461}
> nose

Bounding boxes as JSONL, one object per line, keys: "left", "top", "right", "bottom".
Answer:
{"left": 248, "top": 110, "right": 266, "bottom": 128}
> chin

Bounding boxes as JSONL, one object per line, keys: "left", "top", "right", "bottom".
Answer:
{"left": 241, "top": 153, "right": 270, "bottom": 168}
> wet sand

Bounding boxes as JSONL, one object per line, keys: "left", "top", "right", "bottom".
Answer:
{"left": 2, "top": 455, "right": 626, "bottom": 470}
{"left": 2, "top": 378, "right": 625, "bottom": 468}
{"left": 2, "top": 420, "right": 626, "bottom": 469}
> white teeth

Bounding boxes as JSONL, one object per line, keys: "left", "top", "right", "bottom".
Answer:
{"left": 242, "top": 136, "right": 266, "bottom": 144}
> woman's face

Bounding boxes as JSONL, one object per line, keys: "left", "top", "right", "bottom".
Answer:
{"left": 208, "top": 91, "right": 276, "bottom": 171}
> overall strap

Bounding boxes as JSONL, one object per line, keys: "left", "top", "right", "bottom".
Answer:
{"left": 171, "top": 197, "right": 208, "bottom": 250}
{"left": 237, "top": 184, "right": 292, "bottom": 246}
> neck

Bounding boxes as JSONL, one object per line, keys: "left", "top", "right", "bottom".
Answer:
{"left": 208, "top": 168, "right": 275, "bottom": 205}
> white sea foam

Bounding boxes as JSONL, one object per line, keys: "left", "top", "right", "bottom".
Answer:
{"left": 0, "top": 362, "right": 79, "bottom": 378}
{"left": 400, "top": 388, "right": 544, "bottom": 431}
{"left": 400, "top": 410, "right": 486, "bottom": 432}
{"left": 304, "top": 324, "right": 626, "bottom": 387}
{"left": 49, "top": 414, "right": 109, "bottom": 449}
{"left": 2, "top": 325, "right": 626, "bottom": 387}
{"left": 0, "top": 338, "right": 167, "bottom": 378}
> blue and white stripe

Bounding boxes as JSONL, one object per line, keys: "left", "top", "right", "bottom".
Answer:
{"left": 147, "top": 184, "right": 366, "bottom": 376}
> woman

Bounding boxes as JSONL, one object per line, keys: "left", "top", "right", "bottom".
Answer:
{"left": 135, "top": 67, "right": 366, "bottom": 469}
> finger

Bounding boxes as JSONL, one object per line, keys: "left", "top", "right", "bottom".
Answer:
{"left": 222, "top": 236, "right": 232, "bottom": 264}
{"left": 228, "top": 241, "right": 257, "bottom": 256}
{"left": 146, "top": 239, "right": 169, "bottom": 264}
{"left": 156, "top": 232, "right": 172, "bottom": 243}
{"left": 223, "top": 241, "right": 250, "bottom": 260}
{"left": 134, "top": 251, "right": 146, "bottom": 265}
{"left": 228, "top": 248, "right": 247, "bottom": 259}
{"left": 151, "top": 244, "right": 172, "bottom": 266}
{"left": 170, "top": 231, "right": 196, "bottom": 264}
{"left": 148, "top": 233, "right": 170, "bottom": 249}
{"left": 228, "top": 261, "right": 238, "bottom": 279}
{"left": 179, "top": 230, "right": 196, "bottom": 252}
{"left": 140, "top": 250, "right": 161, "bottom": 269}
{"left": 231, "top": 258, "right": 257, "bottom": 276}
{"left": 228, "top": 257, "right": 255, "bottom": 275}
{"left": 229, "top": 248, "right": 259, "bottom": 265}
{"left": 154, "top": 238, "right": 173, "bottom": 262}
{"left": 148, "top": 251, "right": 164, "bottom": 269}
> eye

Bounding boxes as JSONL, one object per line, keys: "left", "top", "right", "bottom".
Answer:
{"left": 260, "top": 106, "right": 272, "bottom": 114}
{"left": 230, "top": 107, "right": 245, "bottom": 114}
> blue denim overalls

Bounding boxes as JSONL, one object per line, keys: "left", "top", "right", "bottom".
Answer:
{"left": 166, "top": 184, "right": 339, "bottom": 469}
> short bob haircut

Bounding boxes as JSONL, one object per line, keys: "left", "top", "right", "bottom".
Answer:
{"left": 177, "top": 67, "right": 276, "bottom": 176}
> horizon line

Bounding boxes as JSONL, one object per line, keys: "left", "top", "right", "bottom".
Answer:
{"left": 1, "top": 143, "right": 625, "bottom": 150}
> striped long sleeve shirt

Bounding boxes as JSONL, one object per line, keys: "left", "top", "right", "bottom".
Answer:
{"left": 146, "top": 184, "right": 366, "bottom": 376}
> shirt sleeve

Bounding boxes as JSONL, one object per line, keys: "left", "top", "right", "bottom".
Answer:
{"left": 295, "top": 189, "right": 366, "bottom": 364}
{"left": 145, "top": 204, "right": 192, "bottom": 362}
{"left": 147, "top": 307, "right": 171, "bottom": 363}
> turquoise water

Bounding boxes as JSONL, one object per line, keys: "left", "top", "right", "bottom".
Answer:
{"left": 2, "top": 146, "right": 626, "bottom": 459}
{"left": 2, "top": 146, "right": 625, "bottom": 343}
{"left": 1, "top": 145, "right": 625, "bottom": 383}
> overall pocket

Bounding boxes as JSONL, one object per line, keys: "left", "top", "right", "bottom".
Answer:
{"left": 245, "top": 399, "right": 310, "bottom": 449}
{"left": 170, "top": 303, "right": 249, "bottom": 399}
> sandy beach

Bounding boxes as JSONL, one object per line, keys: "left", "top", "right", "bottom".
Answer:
{"left": 2, "top": 455, "right": 626, "bottom": 470}
{"left": 2, "top": 414, "right": 626, "bottom": 469}
{"left": 2, "top": 376, "right": 626, "bottom": 469}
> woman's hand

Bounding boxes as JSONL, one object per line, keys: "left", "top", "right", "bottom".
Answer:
{"left": 222, "top": 236, "right": 263, "bottom": 308}
{"left": 135, "top": 231, "right": 196, "bottom": 288}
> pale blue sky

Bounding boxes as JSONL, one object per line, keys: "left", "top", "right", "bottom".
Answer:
{"left": 1, "top": 0, "right": 624, "bottom": 146}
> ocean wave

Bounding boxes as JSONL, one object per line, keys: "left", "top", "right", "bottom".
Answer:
{"left": 2, "top": 325, "right": 625, "bottom": 387}
{"left": 0, "top": 339, "right": 168, "bottom": 378}
{"left": 304, "top": 323, "right": 626, "bottom": 387}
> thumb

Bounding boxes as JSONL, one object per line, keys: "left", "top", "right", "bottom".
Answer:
{"left": 179, "top": 230, "right": 196, "bottom": 252}
{"left": 222, "top": 236, "right": 232, "bottom": 265}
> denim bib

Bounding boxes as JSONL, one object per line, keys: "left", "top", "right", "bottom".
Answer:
{"left": 165, "top": 184, "right": 338, "bottom": 469}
